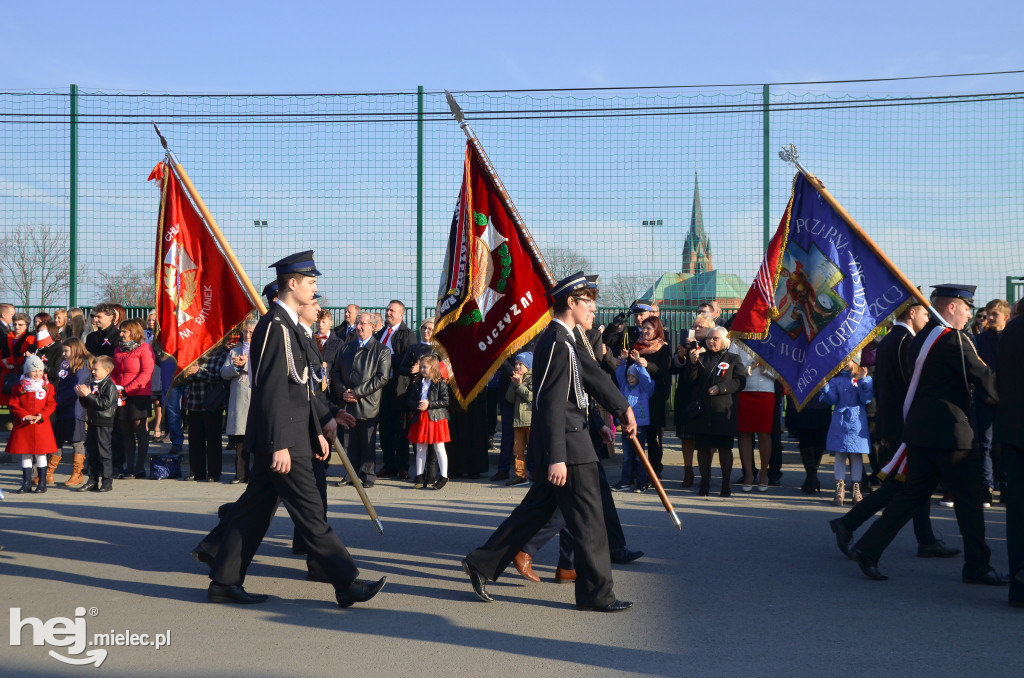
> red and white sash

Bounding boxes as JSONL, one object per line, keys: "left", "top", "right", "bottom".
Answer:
{"left": 877, "top": 325, "right": 950, "bottom": 481}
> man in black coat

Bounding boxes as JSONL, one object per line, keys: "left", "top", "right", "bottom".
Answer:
{"left": 201, "top": 251, "right": 385, "bottom": 608}
{"left": 852, "top": 285, "right": 1006, "bottom": 585}
{"left": 332, "top": 312, "right": 390, "bottom": 487}
{"left": 374, "top": 300, "right": 415, "bottom": 479}
{"left": 995, "top": 310, "right": 1024, "bottom": 607}
{"left": 335, "top": 304, "right": 360, "bottom": 342}
{"left": 462, "top": 272, "right": 637, "bottom": 612}
{"left": 84, "top": 303, "right": 120, "bottom": 357}
{"left": 830, "top": 301, "right": 959, "bottom": 559}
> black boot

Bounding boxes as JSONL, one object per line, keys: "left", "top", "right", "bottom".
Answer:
{"left": 17, "top": 467, "right": 33, "bottom": 494}
{"left": 35, "top": 466, "right": 47, "bottom": 493}
{"left": 99, "top": 478, "right": 113, "bottom": 492}
{"left": 78, "top": 477, "right": 99, "bottom": 492}
{"left": 412, "top": 474, "right": 425, "bottom": 489}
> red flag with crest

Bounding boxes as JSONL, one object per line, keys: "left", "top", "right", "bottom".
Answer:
{"left": 433, "top": 142, "right": 552, "bottom": 407}
{"left": 149, "top": 162, "right": 256, "bottom": 374}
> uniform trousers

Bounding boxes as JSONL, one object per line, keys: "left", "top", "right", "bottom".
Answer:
{"left": 854, "top": 445, "right": 991, "bottom": 574}
{"left": 522, "top": 461, "right": 627, "bottom": 567}
{"left": 208, "top": 452, "right": 359, "bottom": 591}
{"left": 839, "top": 473, "right": 936, "bottom": 545}
{"left": 466, "top": 461, "right": 615, "bottom": 607}
{"left": 1003, "top": 445, "right": 1024, "bottom": 604}
{"left": 293, "top": 457, "right": 328, "bottom": 555}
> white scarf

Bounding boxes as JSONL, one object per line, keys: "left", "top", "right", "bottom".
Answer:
{"left": 878, "top": 325, "right": 950, "bottom": 480}
{"left": 21, "top": 376, "right": 45, "bottom": 393}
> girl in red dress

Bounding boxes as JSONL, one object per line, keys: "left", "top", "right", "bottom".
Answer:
{"left": 407, "top": 355, "right": 451, "bottom": 490}
{"left": 6, "top": 355, "right": 58, "bottom": 493}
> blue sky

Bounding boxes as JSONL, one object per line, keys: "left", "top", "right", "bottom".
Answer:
{"left": 3, "top": 1, "right": 1022, "bottom": 94}
{"left": 2, "top": 2, "right": 1023, "bottom": 310}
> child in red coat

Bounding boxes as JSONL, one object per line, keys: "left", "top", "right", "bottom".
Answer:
{"left": 6, "top": 355, "right": 58, "bottom": 493}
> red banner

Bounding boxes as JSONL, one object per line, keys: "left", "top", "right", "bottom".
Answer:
{"left": 150, "top": 162, "right": 256, "bottom": 374}
{"left": 433, "top": 142, "right": 551, "bottom": 406}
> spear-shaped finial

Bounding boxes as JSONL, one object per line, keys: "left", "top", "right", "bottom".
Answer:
{"left": 444, "top": 90, "right": 465, "bottom": 125}
{"left": 152, "top": 122, "right": 178, "bottom": 164}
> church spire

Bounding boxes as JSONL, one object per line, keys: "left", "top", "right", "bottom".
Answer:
{"left": 681, "top": 172, "right": 712, "bottom": 275}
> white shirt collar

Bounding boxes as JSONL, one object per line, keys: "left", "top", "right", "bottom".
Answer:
{"left": 893, "top": 320, "right": 915, "bottom": 336}
{"left": 298, "top": 322, "right": 313, "bottom": 338}
{"left": 274, "top": 299, "right": 299, "bottom": 326}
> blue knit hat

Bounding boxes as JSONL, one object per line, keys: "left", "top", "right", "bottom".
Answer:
{"left": 515, "top": 352, "right": 534, "bottom": 370}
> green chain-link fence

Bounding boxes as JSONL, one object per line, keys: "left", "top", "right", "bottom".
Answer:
{"left": 2, "top": 82, "right": 1022, "bottom": 327}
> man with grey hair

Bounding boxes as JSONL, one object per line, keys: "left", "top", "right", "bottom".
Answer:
{"left": 331, "top": 312, "right": 390, "bottom": 487}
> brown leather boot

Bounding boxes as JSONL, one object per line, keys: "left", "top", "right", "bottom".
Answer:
{"left": 513, "top": 552, "right": 541, "bottom": 583}
{"left": 65, "top": 453, "right": 87, "bottom": 488}
{"left": 555, "top": 567, "right": 576, "bottom": 584}
{"left": 46, "top": 453, "right": 62, "bottom": 484}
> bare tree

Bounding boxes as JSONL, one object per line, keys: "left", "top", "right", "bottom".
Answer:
{"left": 544, "top": 247, "right": 592, "bottom": 279}
{"left": 98, "top": 264, "right": 156, "bottom": 307}
{"left": 604, "top": 274, "right": 653, "bottom": 309}
{"left": 0, "top": 225, "right": 71, "bottom": 306}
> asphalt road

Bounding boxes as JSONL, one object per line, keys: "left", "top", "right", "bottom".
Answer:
{"left": 0, "top": 438, "right": 1017, "bottom": 677}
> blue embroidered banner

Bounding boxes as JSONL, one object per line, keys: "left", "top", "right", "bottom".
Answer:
{"left": 733, "top": 172, "right": 915, "bottom": 409}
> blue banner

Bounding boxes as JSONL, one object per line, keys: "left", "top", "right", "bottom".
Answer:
{"left": 739, "top": 173, "right": 914, "bottom": 409}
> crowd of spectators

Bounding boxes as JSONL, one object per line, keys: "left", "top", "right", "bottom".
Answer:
{"left": 0, "top": 294, "right": 1020, "bottom": 508}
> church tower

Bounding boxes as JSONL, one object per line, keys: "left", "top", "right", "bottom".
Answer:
{"left": 680, "top": 172, "right": 712, "bottom": 275}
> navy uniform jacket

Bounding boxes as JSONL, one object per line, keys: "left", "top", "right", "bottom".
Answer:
{"left": 994, "top": 316, "right": 1024, "bottom": 448}
{"left": 245, "top": 303, "right": 320, "bottom": 459}
{"left": 903, "top": 320, "right": 997, "bottom": 450}
{"left": 531, "top": 320, "right": 628, "bottom": 468}
{"left": 874, "top": 323, "right": 915, "bottom": 443}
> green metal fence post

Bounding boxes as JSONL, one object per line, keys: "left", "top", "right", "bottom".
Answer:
{"left": 762, "top": 83, "right": 770, "bottom": 251}
{"left": 69, "top": 83, "right": 79, "bottom": 307}
{"left": 416, "top": 85, "right": 424, "bottom": 328}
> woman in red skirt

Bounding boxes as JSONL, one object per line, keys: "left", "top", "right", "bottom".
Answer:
{"left": 407, "top": 354, "right": 451, "bottom": 490}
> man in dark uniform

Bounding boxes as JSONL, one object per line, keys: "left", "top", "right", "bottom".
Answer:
{"left": 852, "top": 284, "right": 1006, "bottom": 585}
{"left": 829, "top": 299, "right": 959, "bottom": 558}
{"left": 995, "top": 308, "right": 1024, "bottom": 607}
{"left": 513, "top": 276, "right": 644, "bottom": 582}
{"left": 261, "top": 281, "right": 278, "bottom": 306}
{"left": 462, "top": 272, "right": 638, "bottom": 612}
{"left": 202, "top": 251, "right": 385, "bottom": 607}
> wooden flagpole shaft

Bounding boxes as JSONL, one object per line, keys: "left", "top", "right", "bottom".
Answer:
{"left": 799, "top": 170, "right": 931, "bottom": 311}
{"left": 332, "top": 437, "right": 384, "bottom": 535}
{"left": 629, "top": 435, "right": 682, "bottom": 530}
{"left": 167, "top": 159, "right": 267, "bottom": 315}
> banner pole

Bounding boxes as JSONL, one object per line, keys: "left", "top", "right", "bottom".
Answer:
{"left": 152, "top": 124, "right": 267, "bottom": 315}
{"left": 444, "top": 92, "right": 556, "bottom": 288}
{"left": 630, "top": 436, "right": 682, "bottom": 530}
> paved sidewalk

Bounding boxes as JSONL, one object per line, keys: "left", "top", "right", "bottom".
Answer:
{"left": 0, "top": 443, "right": 1016, "bottom": 677}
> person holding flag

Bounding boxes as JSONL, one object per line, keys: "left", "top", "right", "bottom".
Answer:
{"left": 203, "top": 251, "right": 386, "bottom": 608}
{"left": 462, "top": 273, "right": 637, "bottom": 612}
{"left": 850, "top": 285, "right": 1006, "bottom": 586}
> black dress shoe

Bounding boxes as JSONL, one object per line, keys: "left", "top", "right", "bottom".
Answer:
{"left": 362, "top": 480, "right": 375, "bottom": 488}
{"left": 506, "top": 475, "right": 528, "bottom": 486}
{"left": 962, "top": 569, "right": 1010, "bottom": 586}
{"left": 610, "top": 548, "right": 644, "bottom": 564}
{"left": 917, "top": 540, "right": 961, "bottom": 558}
{"left": 134, "top": 471, "right": 147, "bottom": 480}
{"left": 462, "top": 558, "right": 494, "bottom": 602}
{"left": 829, "top": 518, "right": 854, "bottom": 559}
{"left": 576, "top": 600, "right": 633, "bottom": 612}
{"left": 191, "top": 546, "right": 214, "bottom": 567}
{"left": 208, "top": 583, "right": 269, "bottom": 604}
{"left": 490, "top": 471, "right": 510, "bottom": 482}
{"left": 336, "top": 576, "right": 387, "bottom": 608}
{"left": 852, "top": 548, "right": 888, "bottom": 581}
